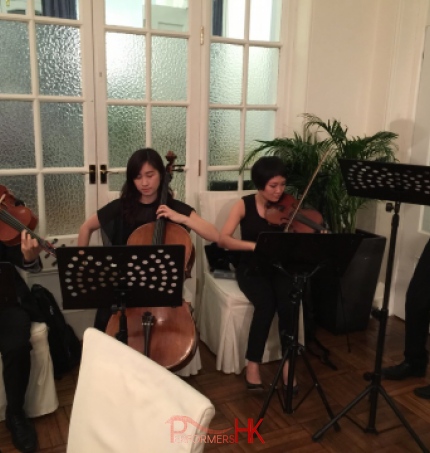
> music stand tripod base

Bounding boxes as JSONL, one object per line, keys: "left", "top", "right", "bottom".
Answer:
{"left": 312, "top": 159, "right": 430, "bottom": 453}
{"left": 254, "top": 232, "right": 362, "bottom": 428}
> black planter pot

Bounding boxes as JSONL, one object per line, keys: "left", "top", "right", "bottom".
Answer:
{"left": 310, "top": 230, "right": 386, "bottom": 334}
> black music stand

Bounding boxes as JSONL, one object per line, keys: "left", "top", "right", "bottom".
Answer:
{"left": 56, "top": 245, "right": 185, "bottom": 348}
{"left": 313, "top": 159, "right": 430, "bottom": 453}
{"left": 0, "top": 262, "right": 18, "bottom": 308}
{"left": 254, "top": 232, "right": 362, "bottom": 425}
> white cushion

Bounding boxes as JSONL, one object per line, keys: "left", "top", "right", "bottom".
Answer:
{"left": 67, "top": 328, "right": 215, "bottom": 453}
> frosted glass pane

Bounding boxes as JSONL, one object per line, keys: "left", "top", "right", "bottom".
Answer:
{"left": 44, "top": 174, "right": 85, "bottom": 236}
{"left": 105, "top": 0, "right": 144, "bottom": 27}
{"left": 247, "top": 47, "right": 279, "bottom": 104}
{"left": 151, "top": 1, "right": 188, "bottom": 32}
{"left": 0, "top": 21, "right": 31, "bottom": 94}
{"left": 108, "top": 173, "right": 126, "bottom": 192}
{"left": 210, "top": 44, "right": 243, "bottom": 105}
{"left": 0, "top": 175, "right": 38, "bottom": 218}
{"left": 212, "top": 0, "right": 245, "bottom": 39}
{"left": 39, "top": 0, "right": 79, "bottom": 19}
{"left": 152, "top": 107, "right": 186, "bottom": 166}
{"left": 249, "top": 0, "right": 282, "bottom": 41}
{"left": 36, "top": 25, "right": 82, "bottom": 96}
{"left": 245, "top": 110, "right": 275, "bottom": 155}
{"left": 41, "top": 103, "right": 84, "bottom": 167}
{"left": 106, "top": 33, "right": 146, "bottom": 100}
{"left": 0, "top": 101, "right": 35, "bottom": 169}
{"left": 152, "top": 37, "right": 187, "bottom": 101}
{"left": 108, "top": 105, "right": 146, "bottom": 168}
{"left": 207, "top": 171, "right": 239, "bottom": 191}
{"left": 170, "top": 171, "right": 185, "bottom": 203}
{"left": 208, "top": 110, "right": 240, "bottom": 166}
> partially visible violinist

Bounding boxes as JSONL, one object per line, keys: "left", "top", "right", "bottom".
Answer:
{"left": 218, "top": 156, "right": 298, "bottom": 396}
{"left": 0, "top": 227, "right": 42, "bottom": 453}
{"left": 77, "top": 148, "right": 219, "bottom": 332}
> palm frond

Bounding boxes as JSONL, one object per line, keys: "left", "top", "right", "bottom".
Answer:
{"left": 242, "top": 114, "right": 398, "bottom": 233}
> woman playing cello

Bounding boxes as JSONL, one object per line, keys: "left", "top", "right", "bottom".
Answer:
{"left": 77, "top": 148, "right": 219, "bottom": 332}
{"left": 218, "top": 156, "right": 297, "bottom": 395}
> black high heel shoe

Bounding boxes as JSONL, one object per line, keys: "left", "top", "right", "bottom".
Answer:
{"left": 244, "top": 375, "right": 265, "bottom": 391}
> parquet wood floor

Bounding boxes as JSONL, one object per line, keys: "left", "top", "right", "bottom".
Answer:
{"left": 1, "top": 316, "right": 430, "bottom": 452}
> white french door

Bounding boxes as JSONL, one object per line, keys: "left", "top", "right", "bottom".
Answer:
{"left": 0, "top": 0, "right": 288, "bottom": 320}
{"left": 91, "top": 0, "right": 203, "bottom": 215}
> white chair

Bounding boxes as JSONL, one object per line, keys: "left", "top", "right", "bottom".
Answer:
{"left": 0, "top": 322, "right": 59, "bottom": 421}
{"left": 67, "top": 328, "right": 215, "bottom": 453}
{"left": 197, "top": 191, "right": 288, "bottom": 374}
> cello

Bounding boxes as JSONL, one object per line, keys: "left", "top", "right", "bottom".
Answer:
{"left": 105, "top": 152, "right": 197, "bottom": 371}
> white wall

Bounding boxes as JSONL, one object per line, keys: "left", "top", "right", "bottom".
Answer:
{"left": 282, "top": 0, "right": 429, "bottom": 309}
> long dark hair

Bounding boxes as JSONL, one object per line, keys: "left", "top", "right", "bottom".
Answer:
{"left": 120, "top": 148, "right": 166, "bottom": 223}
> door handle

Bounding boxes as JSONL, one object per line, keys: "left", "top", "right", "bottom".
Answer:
{"left": 82, "top": 165, "right": 96, "bottom": 184}
{"left": 99, "top": 165, "right": 120, "bottom": 184}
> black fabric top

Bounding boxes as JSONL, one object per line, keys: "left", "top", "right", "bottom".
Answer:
{"left": 0, "top": 242, "right": 43, "bottom": 320}
{"left": 239, "top": 194, "right": 284, "bottom": 269}
{"left": 97, "top": 198, "right": 194, "bottom": 246}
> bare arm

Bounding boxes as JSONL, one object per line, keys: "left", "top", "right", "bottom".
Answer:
{"left": 157, "top": 205, "right": 219, "bottom": 243}
{"left": 218, "top": 199, "right": 255, "bottom": 252}
{"left": 77, "top": 213, "right": 101, "bottom": 246}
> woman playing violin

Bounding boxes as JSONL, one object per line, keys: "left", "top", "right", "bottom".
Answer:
{"left": 78, "top": 148, "right": 219, "bottom": 331}
{"left": 218, "top": 156, "right": 297, "bottom": 394}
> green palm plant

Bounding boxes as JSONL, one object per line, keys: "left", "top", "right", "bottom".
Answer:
{"left": 242, "top": 114, "right": 398, "bottom": 233}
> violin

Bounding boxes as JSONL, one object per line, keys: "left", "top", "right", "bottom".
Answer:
{"left": 265, "top": 193, "right": 327, "bottom": 233}
{"left": 0, "top": 185, "right": 56, "bottom": 256}
{"left": 105, "top": 152, "right": 197, "bottom": 371}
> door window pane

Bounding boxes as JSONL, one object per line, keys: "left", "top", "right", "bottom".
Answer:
{"left": 208, "top": 109, "right": 240, "bottom": 166}
{"left": 0, "top": 101, "right": 35, "bottom": 168}
{"left": 105, "top": 0, "right": 144, "bottom": 27}
{"left": 40, "top": 102, "right": 84, "bottom": 167}
{"left": 108, "top": 173, "right": 126, "bottom": 192}
{"left": 106, "top": 33, "right": 146, "bottom": 99}
{"left": 39, "top": 0, "right": 79, "bottom": 19}
{"left": 36, "top": 24, "right": 82, "bottom": 96}
{"left": 212, "top": 0, "right": 245, "bottom": 39}
{"left": 207, "top": 170, "right": 239, "bottom": 191}
{"left": 152, "top": 107, "right": 186, "bottom": 164}
{"left": 152, "top": 37, "right": 187, "bottom": 101}
{"left": 247, "top": 47, "right": 279, "bottom": 105}
{"left": 245, "top": 110, "right": 275, "bottom": 155}
{"left": 0, "top": 21, "right": 31, "bottom": 94}
{"left": 106, "top": 32, "right": 146, "bottom": 100}
{"left": 210, "top": 43, "right": 243, "bottom": 105}
{"left": 44, "top": 174, "right": 85, "bottom": 235}
{"left": 249, "top": 0, "right": 282, "bottom": 41}
{"left": 0, "top": 175, "right": 38, "bottom": 217}
{"left": 151, "top": 0, "right": 188, "bottom": 32}
{"left": 108, "top": 105, "right": 146, "bottom": 168}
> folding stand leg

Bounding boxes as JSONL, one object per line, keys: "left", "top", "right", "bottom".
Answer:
{"left": 257, "top": 274, "right": 339, "bottom": 430}
{"left": 313, "top": 203, "right": 429, "bottom": 453}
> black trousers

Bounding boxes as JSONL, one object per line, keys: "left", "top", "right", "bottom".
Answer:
{"left": 236, "top": 264, "right": 293, "bottom": 363}
{"left": 404, "top": 238, "right": 430, "bottom": 367}
{"left": 0, "top": 306, "right": 32, "bottom": 413}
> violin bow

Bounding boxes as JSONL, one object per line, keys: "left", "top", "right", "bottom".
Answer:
{"left": 285, "top": 146, "right": 333, "bottom": 232}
